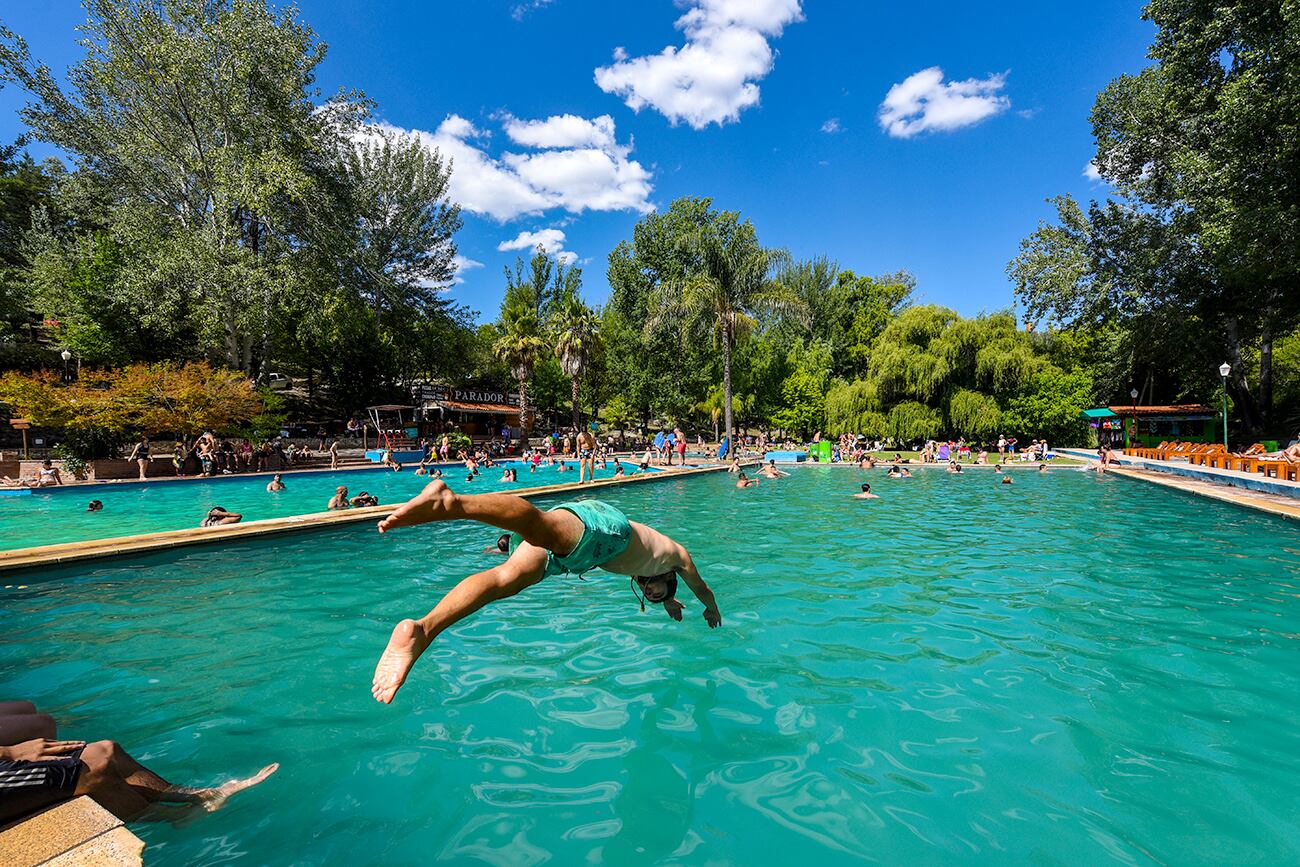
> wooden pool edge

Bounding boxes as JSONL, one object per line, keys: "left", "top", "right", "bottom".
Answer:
{"left": 0, "top": 463, "right": 750, "bottom": 575}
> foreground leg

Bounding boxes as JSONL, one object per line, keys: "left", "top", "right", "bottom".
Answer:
{"left": 80, "top": 741, "right": 277, "bottom": 815}
{"left": 376, "top": 480, "right": 583, "bottom": 554}
{"left": 372, "top": 544, "right": 549, "bottom": 704}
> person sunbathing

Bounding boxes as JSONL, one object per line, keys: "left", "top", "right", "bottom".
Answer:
{"left": 369, "top": 481, "right": 722, "bottom": 704}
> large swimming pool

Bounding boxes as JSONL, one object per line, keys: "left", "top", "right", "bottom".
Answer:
{"left": 3, "top": 467, "right": 1299, "bottom": 864}
{"left": 0, "top": 460, "right": 645, "bottom": 551}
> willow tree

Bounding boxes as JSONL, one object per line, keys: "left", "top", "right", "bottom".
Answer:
{"left": 652, "top": 217, "right": 802, "bottom": 446}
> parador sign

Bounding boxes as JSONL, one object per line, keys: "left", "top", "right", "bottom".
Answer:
{"left": 412, "top": 384, "right": 521, "bottom": 407}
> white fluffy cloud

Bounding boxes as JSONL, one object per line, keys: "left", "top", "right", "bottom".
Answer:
{"left": 594, "top": 0, "right": 803, "bottom": 129}
{"left": 373, "top": 114, "right": 652, "bottom": 222}
{"left": 504, "top": 114, "right": 617, "bottom": 150}
{"left": 1083, "top": 160, "right": 1102, "bottom": 181}
{"left": 498, "top": 228, "right": 577, "bottom": 265}
{"left": 821, "top": 117, "right": 842, "bottom": 134}
{"left": 878, "top": 67, "right": 1010, "bottom": 138}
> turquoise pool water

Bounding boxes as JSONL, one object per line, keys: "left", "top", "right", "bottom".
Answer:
{"left": 3, "top": 468, "right": 1299, "bottom": 864}
{"left": 0, "top": 460, "right": 645, "bottom": 551}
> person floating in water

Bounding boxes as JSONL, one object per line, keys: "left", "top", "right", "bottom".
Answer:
{"left": 853, "top": 483, "right": 879, "bottom": 499}
{"left": 86, "top": 500, "right": 103, "bottom": 512}
{"left": 369, "top": 480, "right": 723, "bottom": 704}
{"left": 886, "top": 465, "right": 911, "bottom": 478}
{"left": 199, "top": 507, "right": 241, "bottom": 527}
{"left": 266, "top": 473, "right": 285, "bottom": 492}
{"left": 1001, "top": 474, "right": 1014, "bottom": 485}
{"left": 735, "top": 471, "right": 759, "bottom": 489}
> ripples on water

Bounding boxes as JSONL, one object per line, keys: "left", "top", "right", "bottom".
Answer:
{"left": 3, "top": 467, "right": 1300, "bottom": 864}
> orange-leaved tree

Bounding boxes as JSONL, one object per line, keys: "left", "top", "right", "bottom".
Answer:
{"left": 0, "top": 362, "right": 264, "bottom": 450}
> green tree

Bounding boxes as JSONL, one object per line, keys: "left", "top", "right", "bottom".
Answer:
{"left": 1002, "top": 368, "right": 1095, "bottom": 445}
{"left": 335, "top": 128, "right": 462, "bottom": 326}
{"left": 651, "top": 207, "right": 802, "bottom": 445}
{"left": 887, "top": 401, "right": 942, "bottom": 444}
{"left": 551, "top": 279, "right": 603, "bottom": 433}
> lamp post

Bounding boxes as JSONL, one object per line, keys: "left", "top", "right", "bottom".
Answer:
{"left": 61, "top": 349, "right": 72, "bottom": 382}
{"left": 1130, "top": 387, "right": 1139, "bottom": 449}
{"left": 1219, "top": 362, "right": 1231, "bottom": 450}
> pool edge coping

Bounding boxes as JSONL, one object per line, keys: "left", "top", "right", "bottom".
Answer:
{"left": 0, "top": 462, "right": 750, "bottom": 574}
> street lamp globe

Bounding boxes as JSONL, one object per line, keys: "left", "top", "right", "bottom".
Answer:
{"left": 61, "top": 349, "right": 72, "bottom": 362}
{"left": 1219, "top": 362, "right": 1231, "bottom": 377}
{"left": 1130, "top": 388, "right": 1139, "bottom": 400}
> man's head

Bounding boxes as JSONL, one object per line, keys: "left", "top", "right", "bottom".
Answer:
{"left": 861, "top": 483, "right": 871, "bottom": 493}
{"left": 273, "top": 473, "right": 282, "bottom": 482}
{"left": 632, "top": 570, "right": 678, "bottom": 610}
{"left": 87, "top": 500, "right": 103, "bottom": 512}
{"left": 336, "top": 486, "right": 348, "bottom": 497}
{"left": 42, "top": 459, "right": 52, "bottom": 468}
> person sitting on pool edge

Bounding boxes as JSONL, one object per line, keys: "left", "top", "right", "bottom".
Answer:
{"left": 200, "top": 507, "right": 242, "bottom": 527}
{"left": 369, "top": 480, "right": 723, "bottom": 704}
{"left": 853, "top": 483, "right": 879, "bottom": 500}
{"left": 0, "top": 700, "right": 276, "bottom": 824}
{"left": 266, "top": 473, "right": 286, "bottom": 492}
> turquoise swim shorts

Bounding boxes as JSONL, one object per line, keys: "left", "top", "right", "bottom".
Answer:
{"left": 543, "top": 500, "right": 632, "bottom": 576}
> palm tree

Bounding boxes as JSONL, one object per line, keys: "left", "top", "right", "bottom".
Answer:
{"left": 695, "top": 384, "right": 751, "bottom": 444}
{"left": 653, "top": 223, "right": 803, "bottom": 447}
{"left": 552, "top": 288, "right": 603, "bottom": 433}
{"left": 494, "top": 295, "right": 546, "bottom": 435}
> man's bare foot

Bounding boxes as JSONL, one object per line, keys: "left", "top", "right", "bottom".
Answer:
{"left": 198, "top": 763, "right": 279, "bottom": 813}
{"left": 372, "top": 619, "right": 431, "bottom": 704}
{"left": 377, "top": 480, "right": 458, "bottom": 534}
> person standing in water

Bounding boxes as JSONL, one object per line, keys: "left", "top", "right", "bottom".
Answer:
{"left": 576, "top": 426, "right": 597, "bottom": 484}
{"left": 369, "top": 480, "right": 723, "bottom": 704}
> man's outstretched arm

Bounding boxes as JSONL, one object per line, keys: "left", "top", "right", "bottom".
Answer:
{"left": 675, "top": 548, "right": 721, "bottom": 627}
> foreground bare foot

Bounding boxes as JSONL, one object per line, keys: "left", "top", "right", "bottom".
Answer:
{"left": 377, "top": 480, "right": 457, "bottom": 534}
{"left": 199, "top": 763, "right": 279, "bottom": 813}
{"left": 372, "top": 619, "right": 431, "bottom": 704}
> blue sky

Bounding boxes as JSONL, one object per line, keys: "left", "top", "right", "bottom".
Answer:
{"left": 0, "top": 0, "right": 1153, "bottom": 322}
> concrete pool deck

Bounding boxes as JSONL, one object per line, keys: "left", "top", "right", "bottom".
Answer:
{"left": 0, "top": 797, "right": 143, "bottom": 866}
{"left": 0, "top": 461, "right": 747, "bottom": 574}
{"left": 1057, "top": 447, "right": 1300, "bottom": 522}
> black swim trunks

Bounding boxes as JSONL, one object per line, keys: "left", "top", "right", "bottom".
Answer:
{"left": 0, "top": 748, "right": 84, "bottom": 823}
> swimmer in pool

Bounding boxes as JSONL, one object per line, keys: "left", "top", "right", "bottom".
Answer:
{"left": 328, "top": 486, "right": 350, "bottom": 510}
{"left": 1001, "top": 474, "right": 1014, "bottom": 485}
{"left": 86, "top": 500, "right": 103, "bottom": 512}
{"left": 735, "top": 471, "right": 759, "bottom": 489}
{"left": 266, "top": 473, "right": 285, "bottom": 492}
{"left": 370, "top": 480, "right": 722, "bottom": 703}
{"left": 199, "top": 507, "right": 242, "bottom": 527}
{"left": 852, "top": 483, "right": 879, "bottom": 500}
{"left": 482, "top": 533, "right": 511, "bottom": 555}
{"left": 760, "top": 461, "right": 788, "bottom": 479}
